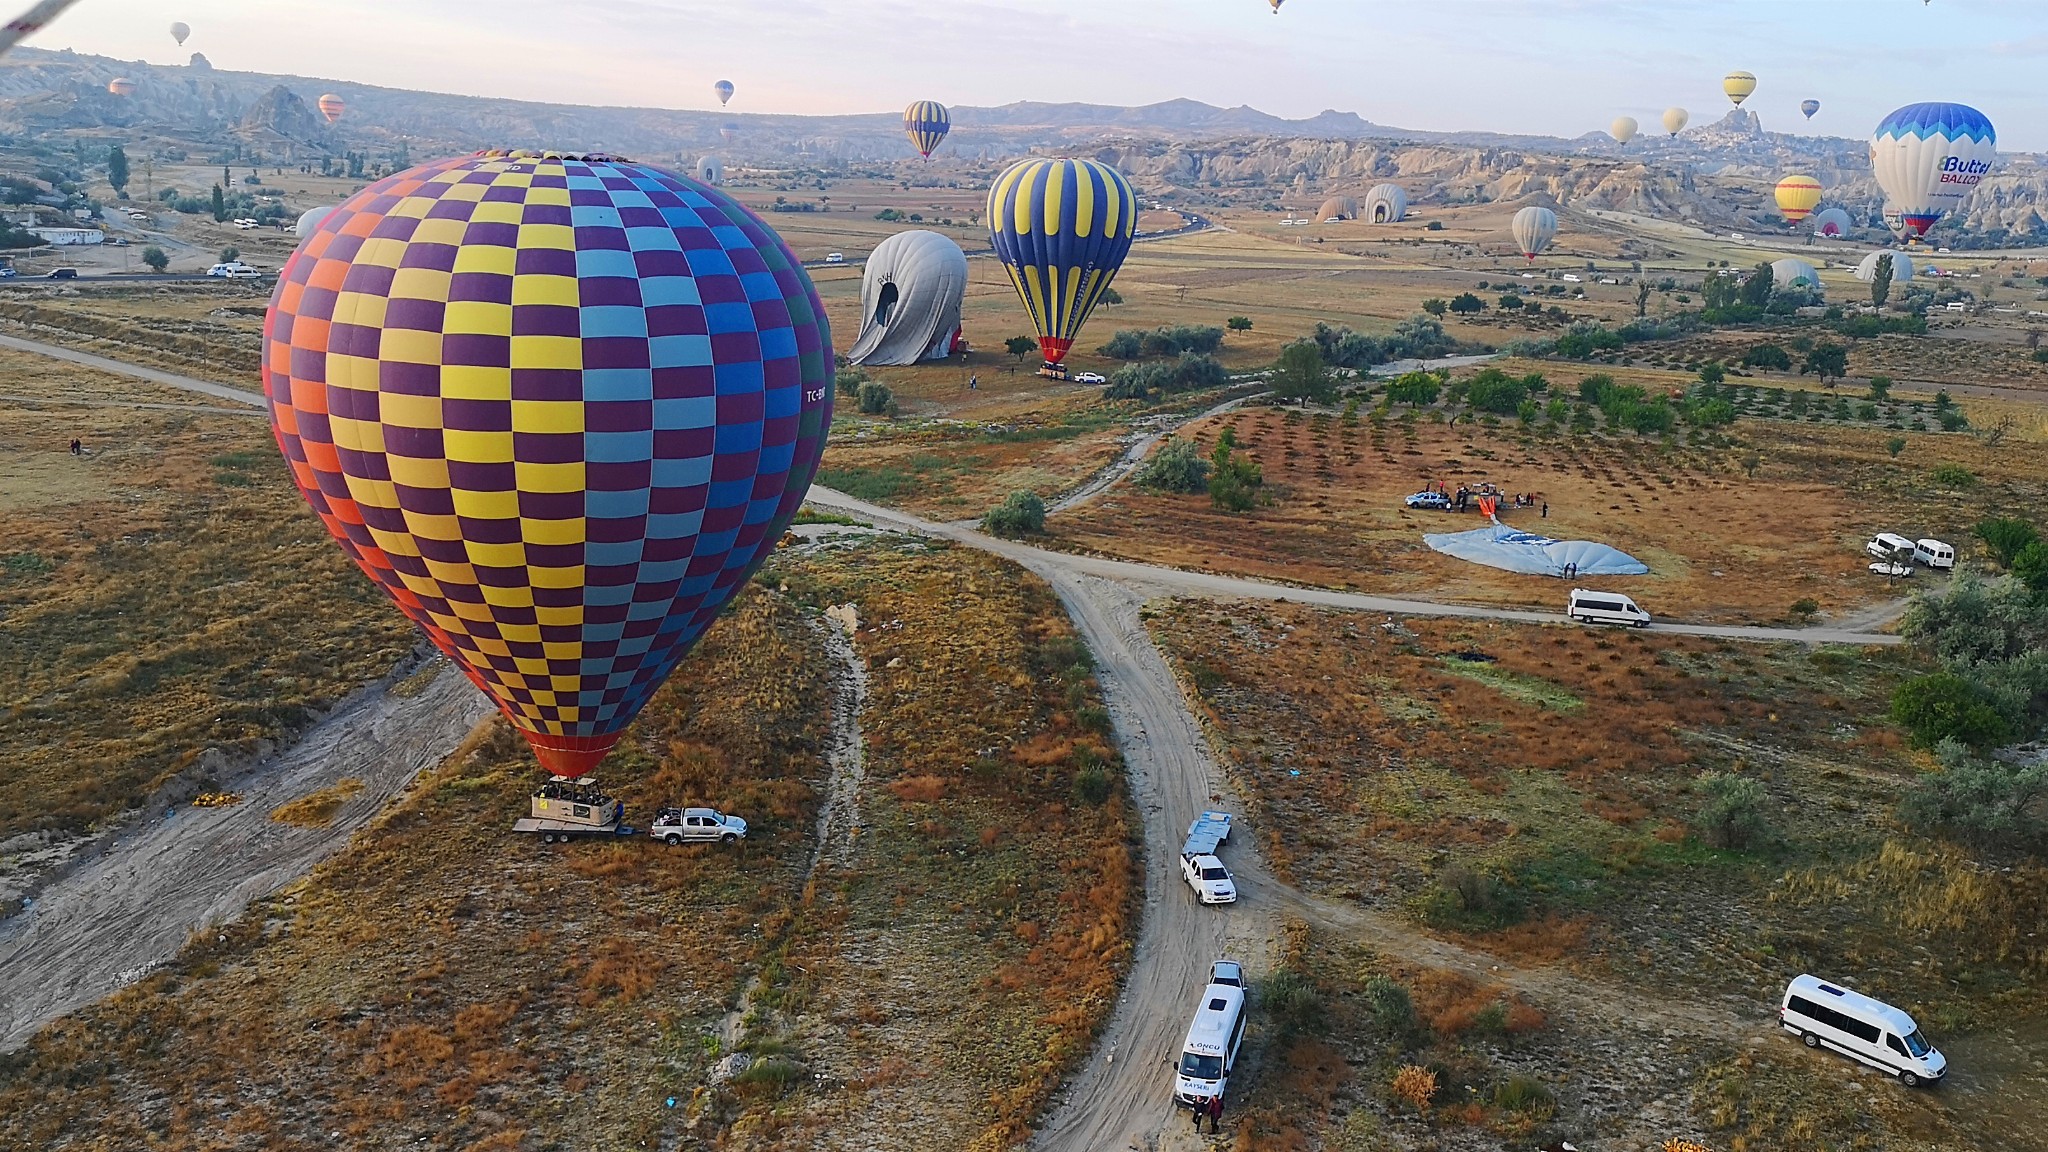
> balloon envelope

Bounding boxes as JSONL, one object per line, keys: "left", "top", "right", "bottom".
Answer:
{"left": 693, "top": 154, "right": 723, "bottom": 186}
{"left": 107, "top": 77, "right": 134, "bottom": 97}
{"left": 1870, "top": 102, "right": 1995, "bottom": 237}
{"left": 903, "top": 100, "right": 950, "bottom": 160}
{"left": 714, "top": 80, "right": 734, "bottom": 106}
{"left": 1511, "top": 206, "right": 1556, "bottom": 260}
{"left": 987, "top": 157, "right": 1137, "bottom": 365}
{"left": 1723, "top": 71, "right": 1756, "bottom": 106}
{"left": 169, "top": 20, "right": 189, "bottom": 44}
{"left": 1662, "top": 107, "right": 1689, "bottom": 136}
{"left": 1363, "top": 183, "right": 1407, "bottom": 223}
{"left": 317, "top": 93, "right": 344, "bottom": 123}
{"left": 1856, "top": 250, "right": 1913, "bottom": 283}
{"left": 1768, "top": 257, "right": 1820, "bottom": 293}
{"left": 1317, "top": 195, "right": 1360, "bottom": 222}
{"left": 1800, "top": 99, "right": 1820, "bottom": 119}
{"left": 1809, "top": 207, "right": 1853, "bottom": 238}
{"left": 1774, "top": 174, "right": 1823, "bottom": 223}
{"left": 293, "top": 205, "right": 333, "bottom": 237}
{"left": 1610, "top": 117, "right": 1638, "bottom": 145}
{"left": 262, "top": 150, "right": 833, "bottom": 775}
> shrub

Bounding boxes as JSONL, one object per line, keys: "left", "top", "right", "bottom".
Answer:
{"left": 1385, "top": 370, "right": 1442, "bottom": 407}
{"left": 1900, "top": 739, "right": 2048, "bottom": 851}
{"left": 1891, "top": 672, "right": 2013, "bottom": 749}
{"left": 856, "top": 380, "right": 895, "bottom": 416}
{"left": 1448, "top": 291, "right": 1485, "bottom": 314}
{"left": 1691, "top": 772, "right": 1771, "bottom": 850}
{"left": 1208, "top": 427, "right": 1261, "bottom": 513}
{"left": 1928, "top": 463, "right": 1975, "bottom": 488}
{"left": 1741, "top": 343, "right": 1793, "bottom": 370}
{"left": 833, "top": 366, "right": 866, "bottom": 397}
{"left": 1263, "top": 968, "right": 1324, "bottom": 1039}
{"left": 1790, "top": 597, "right": 1819, "bottom": 619}
{"left": 1099, "top": 324, "right": 1223, "bottom": 360}
{"left": 1361, "top": 974, "right": 1418, "bottom": 1040}
{"left": 1462, "top": 367, "right": 1528, "bottom": 414}
{"left": 1975, "top": 518, "right": 2040, "bottom": 569}
{"left": 1887, "top": 436, "right": 1907, "bottom": 458}
{"left": 1102, "top": 352, "right": 1228, "bottom": 401}
{"left": 981, "top": 490, "right": 1046, "bottom": 538}
{"left": 1492, "top": 1074, "right": 1556, "bottom": 1118}
{"left": 1416, "top": 863, "right": 1525, "bottom": 929}
{"left": 1135, "top": 436, "right": 1209, "bottom": 493}
{"left": 1071, "top": 763, "right": 1113, "bottom": 806}
{"left": 1391, "top": 1065, "right": 1438, "bottom": 1113}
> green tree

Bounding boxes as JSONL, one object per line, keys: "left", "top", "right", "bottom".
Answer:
{"left": 1421, "top": 297, "right": 1447, "bottom": 318}
{"left": 982, "top": 490, "right": 1046, "bottom": 538}
{"left": 210, "top": 183, "right": 226, "bottom": 222}
{"left": 1867, "top": 375, "right": 1892, "bottom": 402}
{"left": 1887, "top": 436, "right": 1907, "bottom": 458}
{"left": 1870, "top": 252, "right": 1894, "bottom": 309}
{"left": 139, "top": 244, "right": 168, "bottom": 272}
{"left": 1697, "top": 362, "right": 1726, "bottom": 386}
{"left": 1004, "top": 336, "right": 1035, "bottom": 362}
{"left": 1901, "top": 738, "right": 2048, "bottom": 851}
{"left": 1635, "top": 279, "right": 1650, "bottom": 318}
{"left": 105, "top": 144, "right": 128, "bottom": 195}
{"left": 1226, "top": 315, "right": 1253, "bottom": 335}
{"left": 1268, "top": 340, "right": 1335, "bottom": 406}
{"left": 1691, "top": 772, "right": 1771, "bottom": 850}
{"left": 1891, "top": 672, "right": 2012, "bottom": 749}
{"left": 1462, "top": 367, "right": 1527, "bottom": 414}
{"left": 1134, "top": 437, "right": 1209, "bottom": 493}
{"left": 1738, "top": 262, "right": 1775, "bottom": 309}
{"left": 1974, "top": 518, "right": 2039, "bottom": 569}
{"left": 218, "top": 245, "right": 239, "bottom": 264}
{"left": 1385, "top": 370, "right": 1441, "bottom": 407}
{"left": 2014, "top": 540, "right": 2048, "bottom": 593}
{"left": 1497, "top": 293, "right": 1523, "bottom": 311}
{"left": 1800, "top": 342, "right": 1849, "bottom": 386}
{"left": 1447, "top": 292, "right": 1485, "bottom": 315}
{"left": 1099, "top": 287, "right": 1122, "bottom": 305}
{"left": 1741, "top": 343, "right": 1792, "bottom": 371}
{"left": 1208, "top": 427, "right": 1262, "bottom": 513}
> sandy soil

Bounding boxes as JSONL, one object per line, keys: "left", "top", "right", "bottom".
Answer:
{"left": 0, "top": 661, "right": 492, "bottom": 1051}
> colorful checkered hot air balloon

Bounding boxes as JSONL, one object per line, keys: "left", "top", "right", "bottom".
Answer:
{"left": 903, "top": 100, "right": 950, "bottom": 161}
{"left": 987, "top": 157, "right": 1137, "bottom": 366}
{"left": 263, "top": 150, "right": 834, "bottom": 775}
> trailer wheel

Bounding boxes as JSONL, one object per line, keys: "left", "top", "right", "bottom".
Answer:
{"left": 540, "top": 833, "right": 554, "bottom": 844}
{"left": 664, "top": 834, "right": 682, "bottom": 846}
{"left": 1802, "top": 1031, "right": 1819, "bottom": 1049}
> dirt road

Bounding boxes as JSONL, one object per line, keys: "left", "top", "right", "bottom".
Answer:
{"left": 0, "top": 662, "right": 492, "bottom": 1052}
{"left": 0, "top": 333, "right": 267, "bottom": 410}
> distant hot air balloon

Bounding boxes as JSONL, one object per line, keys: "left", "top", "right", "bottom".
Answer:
{"left": 720, "top": 122, "right": 739, "bottom": 143}
{"left": 263, "top": 149, "right": 833, "bottom": 777}
{"left": 0, "top": 0, "right": 85, "bottom": 60}
{"left": 1267, "top": 0, "right": 1284, "bottom": 11}
{"left": 1809, "top": 208, "right": 1853, "bottom": 238}
{"left": 1870, "top": 102, "right": 1996, "bottom": 238}
{"left": 293, "top": 206, "right": 333, "bottom": 237}
{"left": 106, "top": 77, "right": 135, "bottom": 97}
{"left": 1774, "top": 174, "right": 1823, "bottom": 223}
{"left": 317, "top": 93, "right": 344, "bottom": 123}
{"left": 1856, "top": 249, "right": 1913, "bottom": 283}
{"left": 1363, "top": 183, "right": 1407, "bottom": 223}
{"left": 903, "top": 100, "right": 950, "bottom": 161}
{"left": 694, "top": 154, "right": 723, "bottom": 186}
{"left": 713, "top": 79, "right": 734, "bottom": 106}
{"left": 1800, "top": 99, "right": 1820, "bottom": 120}
{"left": 169, "top": 20, "right": 188, "bottom": 45}
{"left": 1610, "top": 117, "right": 1638, "bottom": 146}
{"left": 1663, "top": 107, "right": 1689, "bottom": 137}
{"left": 987, "top": 157, "right": 1137, "bottom": 365}
{"left": 1768, "top": 257, "right": 1820, "bottom": 293}
{"left": 1511, "top": 205, "right": 1556, "bottom": 261}
{"left": 1723, "top": 71, "right": 1757, "bottom": 106}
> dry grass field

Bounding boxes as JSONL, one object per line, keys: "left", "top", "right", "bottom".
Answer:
{"left": 0, "top": 538, "right": 1136, "bottom": 1152}
{"left": 0, "top": 352, "right": 413, "bottom": 847}
{"left": 1149, "top": 601, "right": 2048, "bottom": 1150}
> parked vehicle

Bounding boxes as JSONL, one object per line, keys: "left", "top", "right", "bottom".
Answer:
{"left": 1866, "top": 532, "right": 1916, "bottom": 560}
{"left": 1912, "top": 538, "right": 1955, "bottom": 570}
{"left": 1180, "top": 811, "right": 1237, "bottom": 904}
{"left": 1072, "top": 371, "right": 1106, "bottom": 385}
{"left": 1173, "top": 975, "right": 1248, "bottom": 1108}
{"left": 824, "top": 251, "right": 845, "bottom": 264}
{"left": 1567, "top": 588, "right": 1650, "bottom": 627}
{"left": 206, "top": 262, "right": 260, "bottom": 279}
{"left": 1405, "top": 490, "right": 1452, "bottom": 511}
{"left": 648, "top": 806, "right": 747, "bottom": 845}
{"left": 0, "top": 266, "right": 16, "bottom": 279}
{"left": 1869, "top": 560, "right": 1915, "bottom": 578}
{"left": 511, "top": 775, "right": 636, "bottom": 843}
{"left": 1780, "top": 974, "right": 1946, "bottom": 1086}
{"left": 46, "top": 268, "right": 78, "bottom": 279}
{"left": 1208, "top": 959, "right": 1243, "bottom": 988}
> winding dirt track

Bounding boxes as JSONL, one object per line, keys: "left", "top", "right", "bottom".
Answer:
{"left": 0, "top": 664, "right": 491, "bottom": 1051}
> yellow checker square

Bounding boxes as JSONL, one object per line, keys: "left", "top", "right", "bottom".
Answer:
{"left": 445, "top": 298, "right": 513, "bottom": 338}
{"left": 516, "top": 222, "right": 575, "bottom": 252}
{"left": 510, "top": 399, "right": 585, "bottom": 435}
{"left": 514, "top": 656, "right": 551, "bottom": 678}
{"left": 550, "top": 676, "right": 583, "bottom": 694}
{"left": 467, "top": 199, "right": 525, "bottom": 229}
{"left": 493, "top": 623, "right": 544, "bottom": 649}
{"left": 469, "top": 635, "right": 511, "bottom": 660}
{"left": 331, "top": 417, "right": 389, "bottom": 457}
{"left": 329, "top": 290, "right": 390, "bottom": 332}
{"left": 458, "top": 539, "right": 525, "bottom": 572}
{"left": 442, "top": 428, "right": 515, "bottom": 465}
{"left": 543, "top": 642, "right": 584, "bottom": 661}
{"left": 510, "top": 273, "right": 579, "bottom": 309}
{"left": 536, "top": 605, "right": 583, "bottom": 629}
{"left": 398, "top": 510, "right": 462, "bottom": 545}
{"left": 386, "top": 193, "right": 441, "bottom": 219}
{"left": 377, "top": 392, "right": 441, "bottom": 433}
{"left": 363, "top": 525, "right": 421, "bottom": 561}
{"left": 440, "top": 363, "right": 512, "bottom": 403}
{"left": 522, "top": 180, "right": 571, "bottom": 205}
{"left": 509, "top": 333, "right": 583, "bottom": 370}
{"left": 520, "top": 515, "right": 586, "bottom": 548}
{"left": 447, "top": 598, "right": 499, "bottom": 626}
{"left": 529, "top": 564, "right": 587, "bottom": 591}
{"left": 323, "top": 351, "right": 381, "bottom": 392}
{"left": 477, "top": 578, "right": 534, "bottom": 606}
{"left": 419, "top": 553, "right": 484, "bottom": 587}
{"left": 353, "top": 236, "right": 410, "bottom": 271}
{"left": 378, "top": 328, "right": 443, "bottom": 369}
{"left": 527, "top": 689, "right": 559, "bottom": 710}
{"left": 389, "top": 265, "right": 454, "bottom": 305}
{"left": 410, "top": 216, "right": 470, "bottom": 246}
{"left": 449, "top": 488, "right": 519, "bottom": 523}
{"left": 514, "top": 460, "right": 584, "bottom": 495}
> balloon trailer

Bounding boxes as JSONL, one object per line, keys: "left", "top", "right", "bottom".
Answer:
{"left": 510, "top": 776, "right": 637, "bottom": 843}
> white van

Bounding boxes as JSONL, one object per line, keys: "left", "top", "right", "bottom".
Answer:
{"left": 1912, "top": 538, "right": 1955, "bottom": 570}
{"left": 1173, "top": 978, "right": 1247, "bottom": 1109}
{"left": 1780, "top": 974, "right": 1946, "bottom": 1086}
{"left": 1567, "top": 588, "right": 1650, "bottom": 628}
{"left": 1866, "top": 532, "right": 1915, "bottom": 561}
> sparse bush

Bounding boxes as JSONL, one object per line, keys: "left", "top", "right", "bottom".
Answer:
{"left": 1741, "top": 343, "right": 1792, "bottom": 370}
{"left": 1929, "top": 463, "right": 1975, "bottom": 488}
{"left": 1099, "top": 324, "right": 1223, "bottom": 360}
{"left": 981, "top": 490, "right": 1045, "bottom": 538}
{"left": 1976, "top": 517, "right": 2039, "bottom": 569}
{"left": 1789, "top": 597, "right": 1819, "bottom": 620}
{"left": 1891, "top": 671, "right": 2013, "bottom": 750}
{"left": 1691, "top": 772, "right": 1771, "bottom": 850}
{"left": 1361, "top": 974, "right": 1419, "bottom": 1041}
{"left": 1391, "top": 1064, "right": 1438, "bottom": 1113}
{"left": 1263, "top": 968, "right": 1324, "bottom": 1039}
{"left": 833, "top": 366, "right": 866, "bottom": 397}
{"left": 1887, "top": 436, "right": 1907, "bottom": 458}
{"left": 1102, "top": 352, "right": 1228, "bottom": 401}
{"left": 1207, "top": 427, "right": 1262, "bottom": 513}
{"left": 1071, "top": 763, "right": 1113, "bottom": 806}
{"left": 1492, "top": 1074, "right": 1555, "bottom": 1118}
{"left": 1416, "top": 863, "right": 1526, "bottom": 929}
{"left": 856, "top": 380, "right": 895, "bottom": 416}
{"left": 1900, "top": 739, "right": 2048, "bottom": 851}
{"left": 1134, "top": 436, "right": 1209, "bottom": 493}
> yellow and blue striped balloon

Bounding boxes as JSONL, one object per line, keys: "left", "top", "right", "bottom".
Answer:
{"left": 987, "top": 157, "right": 1137, "bottom": 365}
{"left": 903, "top": 100, "right": 950, "bottom": 160}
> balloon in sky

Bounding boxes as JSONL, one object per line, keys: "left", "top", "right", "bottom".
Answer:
{"left": 106, "top": 77, "right": 134, "bottom": 97}
{"left": 318, "top": 93, "right": 344, "bottom": 123}
{"left": 1723, "top": 71, "right": 1756, "bottom": 106}
{"left": 169, "top": 20, "right": 188, "bottom": 45}
{"left": 1809, "top": 208, "right": 1853, "bottom": 238}
{"left": 1870, "top": 102, "right": 1995, "bottom": 237}
{"left": 720, "top": 122, "right": 739, "bottom": 143}
{"left": 1774, "top": 174, "right": 1823, "bottom": 223}
{"left": 903, "top": 100, "right": 950, "bottom": 160}
{"left": 1267, "top": 0, "right": 1284, "bottom": 11}
{"left": 713, "top": 80, "right": 734, "bottom": 106}
{"left": 987, "top": 157, "right": 1137, "bottom": 365}
{"left": 263, "top": 150, "right": 833, "bottom": 775}
{"left": 1609, "top": 116, "right": 1638, "bottom": 146}
{"left": 1662, "top": 107, "right": 1688, "bottom": 137}
{"left": 1800, "top": 99, "right": 1820, "bottom": 120}
{"left": 0, "top": 0, "right": 85, "bottom": 60}
{"left": 1511, "top": 205, "right": 1556, "bottom": 260}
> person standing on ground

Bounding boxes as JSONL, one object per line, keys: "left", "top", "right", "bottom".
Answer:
{"left": 1189, "top": 1097, "right": 1206, "bottom": 1131}
{"left": 969, "top": 374, "right": 978, "bottom": 391}
{"left": 1206, "top": 1092, "right": 1224, "bottom": 1134}
{"left": 1541, "top": 501, "right": 1548, "bottom": 518}
{"left": 69, "top": 438, "right": 81, "bottom": 455}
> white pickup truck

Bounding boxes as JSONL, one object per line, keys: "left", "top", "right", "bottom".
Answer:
{"left": 1180, "top": 811, "right": 1238, "bottom": 904}
{"left": 648, "top": 806, "right": 748, "bottom": 845}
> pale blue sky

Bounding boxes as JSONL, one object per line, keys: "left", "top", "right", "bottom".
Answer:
{"left": 29, "top": 0, "right": 2048, "bottom": 149}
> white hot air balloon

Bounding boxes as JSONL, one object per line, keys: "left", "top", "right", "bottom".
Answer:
{"left": 1511, "top": 206, "right": 1557, "bottom": 261}
{"left": 1855, "top": 250, "right": 1914, "bottom": 283}
{"left": 1662, "top": 107, "right": 1689, "bottom": 137}
{"left": 1610, "top": 117, "right": 1638, "bottom": 146}
{"left": 1362, "top": 183, "right": 1407, "bottom": 223}
{"left": 295, "top": 206, "right": 334, "bottom": 237}
{"left": 1768, "top": 257, "right": 1821, "bottom": 295}
{"left": 169, "top": 20, "right": 189, "bottom": 45}
{"left": 1809, "top": 207, "right": 1853, "bottom": 238}
{"left": 1869, "top": 102, "right": 1995, "bottom": 239}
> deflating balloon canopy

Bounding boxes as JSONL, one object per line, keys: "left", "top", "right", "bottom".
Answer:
{"left": 293, "top": 205, "right": 333, "bottom": 237}
{"left": 1809, "top": 207, "right": 1853, "bottom": 238}
{"left": 1511, "top": 205, "right": 1556, "bottom": 260}
{"left": 263, "top": 149, "right": 834, "bottom": 775}
{"left": 987, "top": 156, "right": 1137, "bottom": 365}
{"left": 903, "top": 100, "right": 950, "bottom": 160}
{"left": 1869, "top": 102, "right": 1996, "bottom": 238}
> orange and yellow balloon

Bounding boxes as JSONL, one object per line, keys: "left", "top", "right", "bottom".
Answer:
{"left": 1774, "top": 174, "right": 1823, "bottom": 223}
{"left": 317, "top": 93, "right": 344, "bottom": 123}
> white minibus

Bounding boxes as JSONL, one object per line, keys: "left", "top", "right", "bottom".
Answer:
{"left": 1866, "top": 532, "right": 1915, "bottom": 560}
{"left": 1780, "top": 974, "right": 1946, "bottom": 1087}
{"left": 1912, "top": 539, "right": 1955, "bottom": 570}
{"left": 1567, "top": 588, "right": 1650, "bottom": 627}
{"left": 1173, "top": 979, "right": 1247, "bottom": 1109}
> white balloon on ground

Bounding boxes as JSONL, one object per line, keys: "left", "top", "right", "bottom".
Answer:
{"left": 1362, "top": 183, "right": 1407, "bottom": 223}
{"left": 1511, "top": 206, "right": 1556, "bottom": 260}
{"left": 1769, "top": 257, "right": 1821, "bottom": 294}
{"left": 1855, "top": 250, "right": 1914, "bottom": 282}
{"left": 847, "top": 230, "right": 968, "bottom": 367}
{"left": 295, "top": 206, "right": 334, "bottom": 237}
